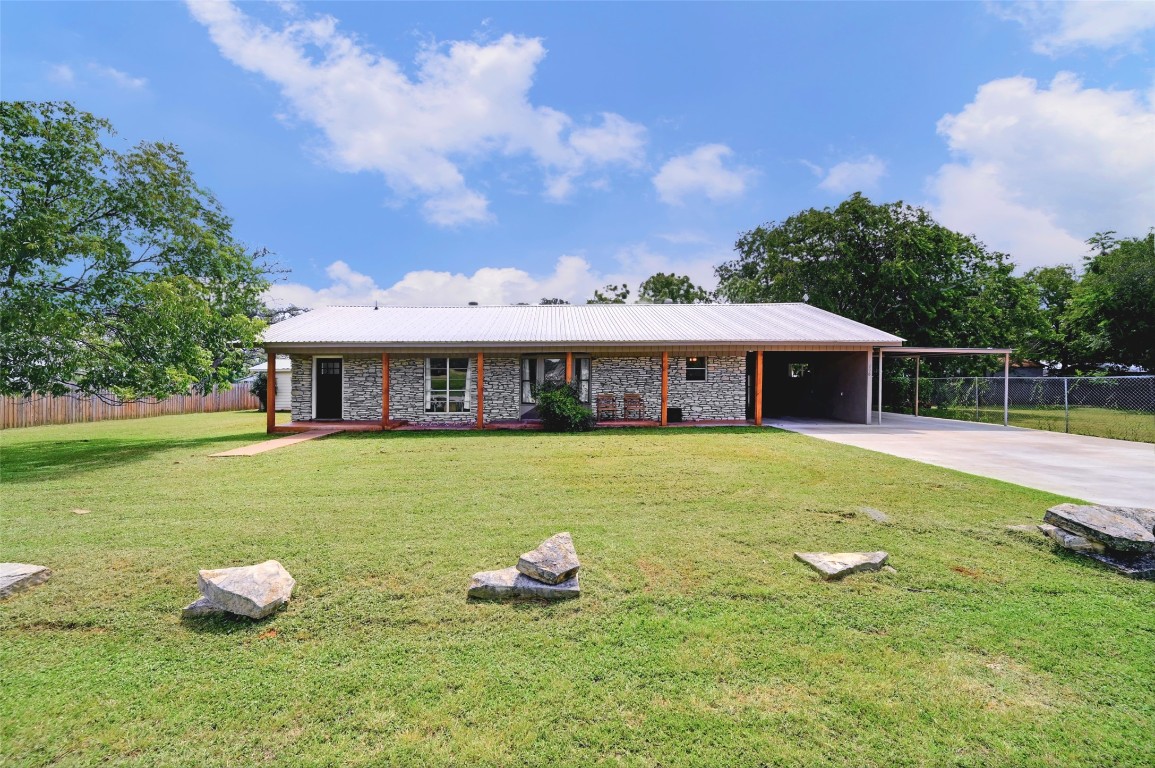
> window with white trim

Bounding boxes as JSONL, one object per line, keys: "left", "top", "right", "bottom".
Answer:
{"left": 426, "top": 357, "right": 470, "bottom": 412}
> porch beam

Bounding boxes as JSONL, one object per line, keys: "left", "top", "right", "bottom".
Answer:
{"left": 266, "top": 354, "right": 275, "bottom": 434}
{"left": 660, "top": 351, "right": 669, "bottom": 426}
{"left": 754, "top": 350, "right": 763, "bottom": 425}
{"left": 877, "top": 350, "right": 884, "bottom": 425}
{"left": 381, "top": 352, "right": 390, "bottom": 425}
{"left": 476, "top": 351, "right": 485, "bottom": 430}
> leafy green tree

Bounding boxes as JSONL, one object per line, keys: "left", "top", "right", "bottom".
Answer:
{"left": 1067, "top": 230, "right": 1155, "bottom": 371}
{"left": 586, "top": 283, "right": 630, "bottom": 304}
{"left": 0, "top": 101, "right": 269, "bottom": 399}
{"left": 539, "top": 297, "right": 570, "bottom": 305}
{"left": 1019, "top": 264, "right": 1089, "bottom": 372}
{"left": 715, "top": 194, "right": 1041, "bottom": 358}
{"left": 637, "top": 272, "right": 709, "bottom": 304}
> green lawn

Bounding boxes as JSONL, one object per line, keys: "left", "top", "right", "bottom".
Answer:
{"left": 2, "top": 412, "right": 1153, "bottom": 767}
{"left": 919, "top": 404, "right": 1155, "bottom": 443}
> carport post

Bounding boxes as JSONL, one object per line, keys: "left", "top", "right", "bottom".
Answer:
{"left": 1003, "top": 352, "right": 1009, "bottom": 427}
{"left": 914, "top": 356, "right": 920, "bottom": 417}
{"left": 877, "top": 349, "right": 883, "bottom": 425}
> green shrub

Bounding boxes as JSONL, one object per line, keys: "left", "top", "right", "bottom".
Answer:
{"left": 250, "top": 371, "right": 268, "bottom": 412}
{"left": 535, "top": 381, "right": 596, "bottom": 432}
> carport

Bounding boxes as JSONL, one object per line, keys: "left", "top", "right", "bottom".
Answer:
{"left": 874, "top": 347, "right": 1012, "bottom": 426}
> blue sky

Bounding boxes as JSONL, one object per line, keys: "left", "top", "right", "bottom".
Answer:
{"left": 3, "top": 1, "right": 1153, "bottom": 307}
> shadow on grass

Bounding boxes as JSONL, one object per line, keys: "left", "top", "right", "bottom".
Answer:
{"left": 1, "top": 432, "right": 263, "bottom": 485}
{"left": 179, "top": 612, "right": 278, "bottom": 634}
{"left": 339, "top": 425, "right": 784, "bottom": 442}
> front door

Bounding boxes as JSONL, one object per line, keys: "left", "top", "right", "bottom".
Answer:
{"left": 315, "top": 358, "right": 342, "bottom": 419}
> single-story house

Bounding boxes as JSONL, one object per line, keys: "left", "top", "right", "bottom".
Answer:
{"left": 259, "top": 303, "right": 907, "bottom": 433}
{"left": 248, "top": 356, "right": 292, "bottom": 411}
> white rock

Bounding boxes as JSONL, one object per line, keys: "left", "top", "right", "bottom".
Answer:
{"left": 1038, "top": 524, "right": 1107, "bottom": 554}
{"left": 0, "top": 563, "right": 51, "bottom": 599}
{"left": 196, "top": 560, "right": 295, "bottom": 619}
{"left": 860, "top": 507, "right": 890, "bottom": 523}
{"left": 468, "top": 566, "right": 580, "bottom": 600}
{"left": 794, "top": 551, "right": 889, "bottom": 580}
{"left": 517, "top": 532, "right": 581, "bottom": 585}
{"left": 181, "top": 595, "right": 227, "bottom": 618}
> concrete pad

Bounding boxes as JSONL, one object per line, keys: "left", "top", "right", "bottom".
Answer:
{"left": 767, "top": 414, "right": 1154, "bottom": 507}
{"left": 210, "top": 428, "right": 342, "bottom": 457}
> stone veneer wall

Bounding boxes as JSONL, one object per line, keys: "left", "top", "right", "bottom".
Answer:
{"left": 481, "top": 357, "right": 521, "bottom": 422}
{"left": 342, "top": 355, "right": 382, "bottom": 421}
{"left": 289, "top": 354, "right": 313, "bottom": 422}
{"left": 591, "top": 356, "right": 664, "bottom": 421}
{"left": 666, "top": 354, "right": 746, "bottom": 420}
{"left": 289, "top": 352, "right": 747, "bottom": 424}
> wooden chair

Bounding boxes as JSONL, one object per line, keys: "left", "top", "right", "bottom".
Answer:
{"left": 623, "top": 393, "right": 645, "bottom": 420}
{"left": 595, "top": 393, "right": 617, "bottom": 421}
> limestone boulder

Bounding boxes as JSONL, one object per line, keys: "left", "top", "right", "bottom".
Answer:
{"left": 517, "top": 532, "right": 581, "bottom": 585}
{"left": 196, "top": 560, "right": 295, "bottom": 619}
{"left": 1115, "top": 506, "right": 1155, "bottom": 535}
{"left": 1043, "top": 504, "right": 1154, "bottom": 553}
{"left": 1038, "top": 524, "right": 1107, "bottom": 554}
{"left": 181, "top": 595, "right": 228, "bottom": 618}
{"left": 0, "top": 563, "right": 51, "bottom": 599}
{"left": 468, "top": 566, "right": 580, "bottom": 600}
{"left": 794, "top": 551, "right": 888, "bottom": 580}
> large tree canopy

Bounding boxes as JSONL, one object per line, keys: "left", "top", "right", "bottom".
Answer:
{"left": 1066, "top": 231, "right": 1155, "bottom": 371}
{"left": 0, "top": 101, "right": 269, "bottom": 399}
{"left": 637, "top": 272, "right": 709, "bottom": 304}
{"left": 714, "top": 194, "right": 1040, "bottom": 352}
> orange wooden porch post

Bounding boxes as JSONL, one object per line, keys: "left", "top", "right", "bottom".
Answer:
{"left": 754, "top": 350, "right": 764, "bottom": 426}
{"left": 381, "top": 352, "right": 390, "bottom": 426}
{"left": 565, "top": 351, "right": 573, "bottom": 385}
{"left": 266, "top": 354, "right": 276, "bottom": 434}
{"left": 476, "top": 351, "right": 485, "bottom": 430}
{"left": 660, "top": 351, "right": 669, "bottom": 426}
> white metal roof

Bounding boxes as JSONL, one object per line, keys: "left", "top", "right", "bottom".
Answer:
{"left": 262, "top": 304, "right": 903, "bottom": 348}
{"left": 249, "top": 355, "right": 292, "bottom": 372}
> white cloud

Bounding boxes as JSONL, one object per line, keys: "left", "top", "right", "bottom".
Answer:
{"left": 989, "top": 1, "right": 1155, "bottom": 54}
{"left": 930, "top": 72, "right": 1155, "bottom": 269}
{"left": 46, "top": 63, "right": 75, "bottom": 85}
{"left": 652, "top": 144, "right": 753, "bottom": 206}
{"left": 815, "top": 155, "right": 887, "bottom": 194}
{"left": 88, "top": 63, "right": 148, "bottom": 90}
{"left": 267, "top": 243, "right": 722, "bottom": 309}
{"left": 185, "top": 0, "right": 646, "bottom": 226}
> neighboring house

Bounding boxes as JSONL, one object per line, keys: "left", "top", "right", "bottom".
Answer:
{"left": 249, "top": 356, "right": 291, "bottom": 411}
{"left": 259, "top": 303, "right": 904, "bottom": 433}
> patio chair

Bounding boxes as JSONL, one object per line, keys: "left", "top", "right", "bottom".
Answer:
{"left": 623, "top": 393, "right": 645, "bottom": 420}
{"left": 595, "top": 393, "right": 617, "bottom": 421}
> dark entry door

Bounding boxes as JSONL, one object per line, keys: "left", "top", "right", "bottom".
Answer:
{"left": 316, "top": 358, "right": 342, "bottom": 419}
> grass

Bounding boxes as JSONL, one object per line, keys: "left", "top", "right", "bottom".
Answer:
{"left": 919, "top": 404, "right": 1155, "bottom": 443}
{"left": 2, "top": 412, "right": 1153, "bottom": 767}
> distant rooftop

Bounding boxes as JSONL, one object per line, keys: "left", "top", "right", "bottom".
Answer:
{"left": 262, "top": 303, "right": 904, "bottom": 348}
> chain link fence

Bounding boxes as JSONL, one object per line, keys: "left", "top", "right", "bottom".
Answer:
{"left": 902, "top": 375, "right": 1155, "bottom": 443}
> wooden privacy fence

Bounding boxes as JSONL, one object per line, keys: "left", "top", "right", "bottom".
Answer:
{"left": 1, "top": 382, "right": 260, "bottom": 429}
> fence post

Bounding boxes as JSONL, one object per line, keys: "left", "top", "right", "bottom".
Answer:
{"left": 1063, "top": 377, "right": 1069, "bottom": 433}
{"left": 974, "top": 376, "right": 980, "bottom": 421}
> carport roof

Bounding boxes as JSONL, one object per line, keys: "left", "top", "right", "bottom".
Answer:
{"left": 878, "top": 347, "right": 1012, "bottom": 355}
{"left": 261, "top": 303, "right": 905, "bottom": 347}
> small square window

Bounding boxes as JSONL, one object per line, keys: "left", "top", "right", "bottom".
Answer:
{"left": 789, "top": 363, "right": 810, "bottom": 378}
{"left": 686, "top": 356, "right": 707, "bottom": 381}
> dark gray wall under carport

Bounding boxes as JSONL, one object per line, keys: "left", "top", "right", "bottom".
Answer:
{"left": 757, "top": 351, "right": 870, "bottom": 424}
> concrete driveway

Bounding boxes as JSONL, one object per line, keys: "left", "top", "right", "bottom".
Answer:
{"left": 766, "top": 413, "right": 1154, "bottom": 507}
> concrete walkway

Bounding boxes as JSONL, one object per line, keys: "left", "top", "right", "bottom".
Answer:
{"left": 210, "top": 428, "right": 344, "bottom": 457}
{"left": 766, "top": 413, "right": 1154, "bottom": 507}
